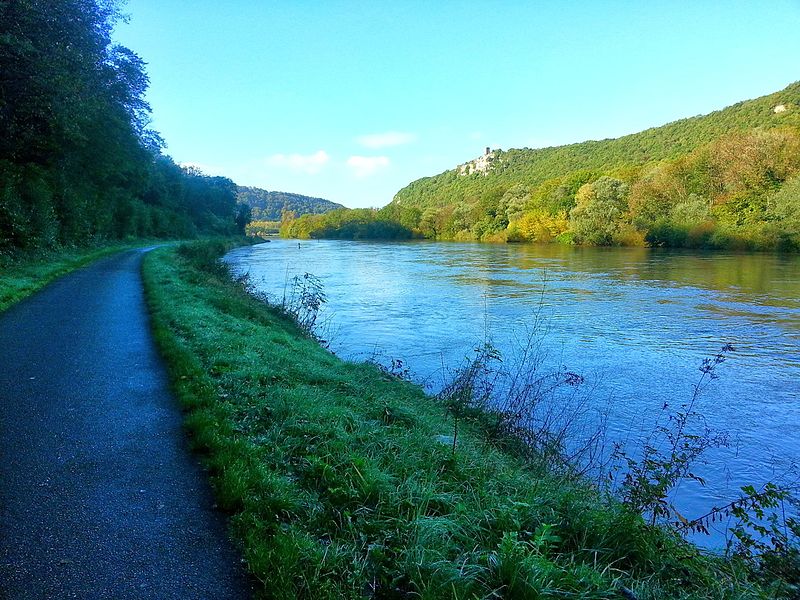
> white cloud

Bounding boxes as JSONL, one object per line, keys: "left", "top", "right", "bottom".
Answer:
{"left": 266, "top": 150, "right": 329, "bottom": 174}
{"left": 356, "top": 131, "right": 417, "bottom": 149}
{"left": 346, "top": 155, "right": 390, "bottom": 178}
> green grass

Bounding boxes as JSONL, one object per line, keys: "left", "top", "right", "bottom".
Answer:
{"left": 142, "top": 240, "right": 776, "bottom": 599}
{"left": 0, "top": 241, "right": 167, "bottom": 313}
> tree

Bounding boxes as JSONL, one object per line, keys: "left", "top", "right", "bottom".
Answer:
{"left": 0, "top": 0, "right": 242, "bottom": 253}
{"left": 766, "top": 175, "right": 800, "bottom": 249}
{"left": 498, "top": 184, "right": 530, "bottom": 223}
{"left": 419, "top": 207, "right": 441, "bottom": 238}
{"left": 569, "top": 176, "right": 629, "bottom": 245}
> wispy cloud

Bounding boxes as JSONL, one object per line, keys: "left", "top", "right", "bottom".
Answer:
{"left": 346, "top": 155, "right": 390, "bottom": 178}
{"left": 356, "top": 131, "right": 417, "bottom": 149}
{"left": 266, "top": 150, "right": 329, "bottom": 174}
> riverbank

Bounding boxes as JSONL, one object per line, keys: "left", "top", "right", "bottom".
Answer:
{"left": 224, "top": 237, "right": 800, "bottom": 542}
{"left": 0, "top": 241, "right": 167, "bottom": 313}
{"left": 142, "top": 239, "right": 783, "bottom": 599}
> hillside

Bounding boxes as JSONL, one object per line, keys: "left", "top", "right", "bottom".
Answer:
{"left": 237, "top": 186, "right": 342, "bottom": 221}
{"left": 374, "top": 81, "right": 800, "bottom": 250}
{"left": 392, "top": 82, "right": 800, "bottom": 211}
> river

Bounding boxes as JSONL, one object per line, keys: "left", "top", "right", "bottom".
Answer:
{"left": 224, "top": 239, "right": 800, "bottom": 547}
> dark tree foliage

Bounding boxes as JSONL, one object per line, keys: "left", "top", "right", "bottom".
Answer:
{"left": 237, "top": 186, "right": 342, "bottom": 221}
{"left": 0, "top": 0, "right": 242, "bottom": 256}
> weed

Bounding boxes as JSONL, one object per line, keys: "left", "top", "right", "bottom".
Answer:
{"left": 142, "top": 240, "right": 787, "bottom": 599}
{"left": 610, "top": 344, "right": 799, "bottom": 593}
{"left": 281, "top": 273, "right": 325, "bottom": 329}
{"left": 437, "top": 332, "right": 605, "bottom": 476}
{"left": 611, "top": 345, "right": 734, "bottom": 527}
{"left": 437, "top": 340, "right": 502, "bottom": 455}
{"left": 367, "top": 355, "right": 414, "bottom": 382}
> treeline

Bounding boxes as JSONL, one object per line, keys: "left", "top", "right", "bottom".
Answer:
{"left": 280, "top": 128, "right": 800, "bottom": 249}
{"left": 371, "top": 83, "right": 800, "bottom": 250}
{"left": 245, "top": 220, "right": 281, "bottom": 237}
{"left": 0, "top": 0, "right": 247, "bottom": 257}
{"left": 237, "top": 186, "right": 342, "bottom": 221}
{"left": 280, "top": 208, "right": 414, "bottom": 240}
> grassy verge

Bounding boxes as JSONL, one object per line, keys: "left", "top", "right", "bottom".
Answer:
{"left": 142, "top": 240, "right": 772, "bottom": 599}
{"left": 0, "top": 241, "right": 163, "bottom": 313}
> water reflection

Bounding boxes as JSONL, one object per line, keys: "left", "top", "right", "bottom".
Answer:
{"left": 225, "top": 239, "right": 800, "bottom": 547}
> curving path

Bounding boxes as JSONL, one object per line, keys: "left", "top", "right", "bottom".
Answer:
{"left": 0, "top": 249, "right": 252, "bottom": 599}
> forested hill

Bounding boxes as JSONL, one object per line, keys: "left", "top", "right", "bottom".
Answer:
{"left": 377, "top": 82, "right": 800, "bottom": 250}
{"left": 0, "top": 1, "right": 247, "bottom": 258}
{"left": 237, "top": 187, "right": 342, "bottom": 220}
{"left": 392, "top": 82, "right": 800, "bottom": 211}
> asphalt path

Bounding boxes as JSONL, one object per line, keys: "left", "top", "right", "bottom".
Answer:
{"left": 0, "top": 249, "right": 253, "bottom": 599}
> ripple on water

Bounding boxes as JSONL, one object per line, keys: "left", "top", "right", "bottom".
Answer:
{"left": 225, "top": 240, "right": 800, "bottom": 548}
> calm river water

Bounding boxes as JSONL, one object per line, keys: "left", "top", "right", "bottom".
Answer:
{"left": 225, "top": 239, "right": 800, "bottom": 546}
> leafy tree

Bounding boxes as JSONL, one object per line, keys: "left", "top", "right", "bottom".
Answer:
{"left": 237, "top": 187, "right": 342, "bottom": 221}
{"left": 418, "top": 207, "right": 442, "bottom": 238}
{"left": 629, "top": 162, "right": 690, "bottom": 231}
{"left": 766, "top": 175, "right": 800, "bottom": 249}
{"left": 499, "top": 184, "right": 530, "bottom": 223}
{"left": 569, "top": 176, "right": 629, "bottom": 245}
{"left": 279, "top": 208, "right": 413, "bottom": 240}
{"left": 383, "top": 82, "right": 800, "bottom": 250}
{"left": 511, "top": 210, "right": 569, "bottom": 243}
{"left": 0, "top": 0, "right": 243, "bottom": 254}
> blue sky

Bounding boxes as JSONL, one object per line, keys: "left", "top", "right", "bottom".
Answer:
{"left": 113, "top": 1, "right": 800, "bottom": 209}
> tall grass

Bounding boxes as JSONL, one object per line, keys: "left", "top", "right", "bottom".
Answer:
{"left": 142, "top": 240, "right": 780, "bottom": 599}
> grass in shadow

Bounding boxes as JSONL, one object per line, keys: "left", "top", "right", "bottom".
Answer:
{"left": 0, "top": 241, "right": 165, "bottom": 312}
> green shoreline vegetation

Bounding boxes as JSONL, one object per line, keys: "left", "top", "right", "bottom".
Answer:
{"left": 279, "top": 84, "right": 800, "bottom": 251}
{"left": 142, "top": 239, "right": 790, "bottom": 599}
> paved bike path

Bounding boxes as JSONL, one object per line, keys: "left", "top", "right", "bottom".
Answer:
{"left": 0, "top": 249, "right": 253, "bottom": 599}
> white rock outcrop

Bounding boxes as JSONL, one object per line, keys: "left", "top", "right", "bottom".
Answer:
{"left": 459, "top": 147, "right": 498, "bottom": 176}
